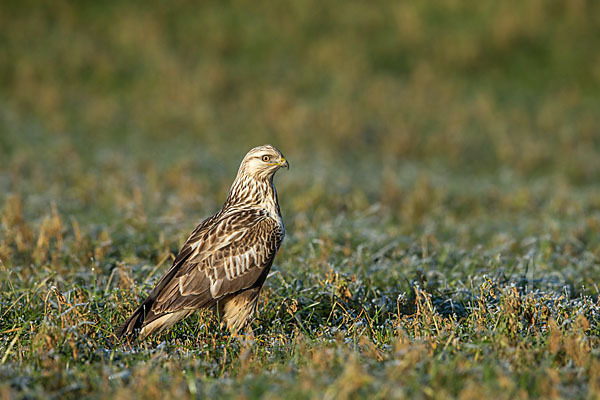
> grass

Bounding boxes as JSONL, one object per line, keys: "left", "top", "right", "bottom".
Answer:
{"left": 1, "top": 0, "right": 600, "bottom": 398}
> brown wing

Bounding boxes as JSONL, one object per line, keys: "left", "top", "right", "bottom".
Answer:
{"left": 140, "top": 208, "right": 283, "bottom": 325}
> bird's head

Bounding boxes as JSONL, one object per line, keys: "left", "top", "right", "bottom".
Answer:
{"left": 237, "top": 144, "right": 289, "bottom": 181}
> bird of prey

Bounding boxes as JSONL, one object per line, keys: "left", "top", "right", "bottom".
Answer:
{"left": 115, "top": 144, "right": 288, "bottom": 341}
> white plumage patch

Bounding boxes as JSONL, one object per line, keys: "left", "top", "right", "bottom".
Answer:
{"left": 210, "top": 278, "right": 223, "bottom": 298}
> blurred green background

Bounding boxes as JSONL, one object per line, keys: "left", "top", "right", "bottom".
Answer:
{"left": 2, "top": 0, "right": 599, "bottom": 178}
{"left": 2, "top": 0, "right": 600, "bottom": 268}
{"left": 1, "top": 0, "right": 599, "bottom": 261}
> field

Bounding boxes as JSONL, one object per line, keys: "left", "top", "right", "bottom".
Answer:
{"left": 2, "top": 1, "right": 600, "bottom": 398}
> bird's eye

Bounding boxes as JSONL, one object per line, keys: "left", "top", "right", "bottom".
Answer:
{"left": 262, "top": 155, "right": 270, "bottom": 162}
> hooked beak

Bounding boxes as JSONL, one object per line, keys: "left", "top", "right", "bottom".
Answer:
{"left": 279, "top": 157, "right": 289, "bottom": 170}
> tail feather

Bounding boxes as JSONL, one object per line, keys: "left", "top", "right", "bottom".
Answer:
{"left": 114, "top": 301, "right": 152, "bottom": 342}
{"left": 138, "top": 310, "right": 193, "bottom": 338}
{"left": 115, "top": 301, "right": 193, "bottom": 342}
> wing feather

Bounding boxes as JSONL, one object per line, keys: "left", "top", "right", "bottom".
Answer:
{"left": 145, "top": 209, "right": 283, "bottom": 318}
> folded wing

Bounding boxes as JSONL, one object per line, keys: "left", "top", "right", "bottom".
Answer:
{"left": 115, "top": 209, "right": 283, "bottom": 339}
